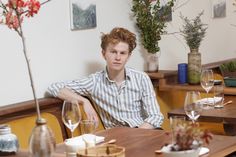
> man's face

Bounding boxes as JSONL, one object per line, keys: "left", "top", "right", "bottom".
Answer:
{"left": 102, "top": 42, "right": 131, "bottom": 72}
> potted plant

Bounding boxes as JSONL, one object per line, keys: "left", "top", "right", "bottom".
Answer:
{"left": 180, "top": 11, "right": 208, "bottom": 84}
{"left": 162, "top": 122, "right": 213, "bottom": 157}
{"left": 132, "top": 0, "right": 175, "bottom": 72}
{"left": 220, "top": 60, "right": 236, "bottom": 87}
{"left": 220, "top": 60, "right": 236, "bottom": 77}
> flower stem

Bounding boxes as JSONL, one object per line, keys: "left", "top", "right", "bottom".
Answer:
{"left": 17, "top": 13, "right": 41, "bottom": 121}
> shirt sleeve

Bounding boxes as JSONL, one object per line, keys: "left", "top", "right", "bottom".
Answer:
{"left": 47, "top": 75, "right": 95, "bottom": 97}
{"left": 140, "top": 73, "right": 164, "bottom": 128}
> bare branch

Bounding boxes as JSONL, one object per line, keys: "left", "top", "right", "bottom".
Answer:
{"left": 163, "top": 31, "right": 181, "bottom": 35}
{"left": 41, "top": 0, "right": 52, "bottom": 6}
{"left": 173, "top": 0, "right": 191, "bottom": 11}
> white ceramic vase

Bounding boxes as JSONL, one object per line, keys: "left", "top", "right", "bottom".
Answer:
{"left": 161, "top": 145, "right": 200, "bottom": 157}
{"left": 147, "top": 51, "right": 161, "bottom": 72}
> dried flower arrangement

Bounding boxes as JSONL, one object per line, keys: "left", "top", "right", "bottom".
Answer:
{"left": 170, "top": 122, "right": 213, "bottom": 151}
{"left": 180, "top": 11, "right": 208, "bottom": 51}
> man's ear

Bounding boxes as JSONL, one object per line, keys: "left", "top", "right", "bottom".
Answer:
{"left": 102, "top": 50, "right": 106, "bottom": 59}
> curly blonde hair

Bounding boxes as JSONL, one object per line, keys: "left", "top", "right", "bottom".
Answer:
{"left": 101, "top": 27, "right": 136, "bottom": 53}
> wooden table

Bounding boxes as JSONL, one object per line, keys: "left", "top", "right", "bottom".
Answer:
{"left": 168, "top": 95, "right": 236, "bottom": 136}
{"left": 9, "top": 127, "right": 236, "bottom": 157}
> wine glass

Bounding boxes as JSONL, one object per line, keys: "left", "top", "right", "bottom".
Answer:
{"left": 62, "top": 101, "right": 81, "bottom": 138}
{"left": 169, "top": 116, "right": 185, "bottom": 144}
{"left": 184, "top": 91, "right": 202, "bottom": 123}
{"left": 200, "top": 69, "right": 214, "bottom": 109}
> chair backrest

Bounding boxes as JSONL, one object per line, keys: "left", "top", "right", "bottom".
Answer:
{"left": 0, "top": 98, "right": 67, "bottom": 149}
{"left": 0, "top": 97, "right": 105, "bottom": 148}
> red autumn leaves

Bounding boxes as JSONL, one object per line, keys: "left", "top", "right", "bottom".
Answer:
{"left": 0, "top": 0, "right": 41, "bottom": 29}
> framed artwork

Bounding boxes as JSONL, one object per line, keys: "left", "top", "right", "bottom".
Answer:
{"left": 211, "top": 0, "right": 226, "bottom": 18}
{"left": 70, "top": 0, "right": 97, "bottom": 30}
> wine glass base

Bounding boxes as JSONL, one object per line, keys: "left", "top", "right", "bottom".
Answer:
{"left": 202, "top": 103, "right": 214, "bottom": 110}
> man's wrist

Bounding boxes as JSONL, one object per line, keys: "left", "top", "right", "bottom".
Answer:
{"left": 138, "top": 122, "right": 154, "bottom": 129}
{"left": 79, "top": 96, "right": 89, "bottom": 105}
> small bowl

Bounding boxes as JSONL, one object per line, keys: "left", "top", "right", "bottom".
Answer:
{"left": 224, "top": 77, "right": 236, "bottom": 87}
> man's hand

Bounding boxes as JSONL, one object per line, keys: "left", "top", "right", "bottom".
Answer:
{"left": 58, "top": 88, "right": 99, "bottom": 127}
{"left": 138, "top": 122, "right": 154, "bottom": 129}
{"left": 82, "top": 98, "right": 99, "bottom": 127}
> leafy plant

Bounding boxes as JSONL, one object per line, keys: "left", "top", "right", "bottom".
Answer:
{"left": 170, "top": 122, "right": 213, "bottom": 151}
{"left": 132, "top": 0, "right": 175, "bottom": 54}
{"left": 180, "top": 11, "right": 208, "bottom": 51}
{"left": 220, "top": 60, "right": 236, "bottom": 72}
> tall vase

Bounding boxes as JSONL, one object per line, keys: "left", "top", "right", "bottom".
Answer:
{"left": 147, "top": 51, "right": 161, "bottom": 72}
{"left": 29, "top": 118, "right": 56, "bottom": 157}
{"left": 188, "top": 49, "right": 201, "bottom": 85}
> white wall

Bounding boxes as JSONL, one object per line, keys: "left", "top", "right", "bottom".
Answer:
{"left": 0, "top": 0, "right": 235, "bottom": 106}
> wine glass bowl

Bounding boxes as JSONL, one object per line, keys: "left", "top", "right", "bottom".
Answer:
{"left": 184, "top": 91, "right": 202, "bottom": 123}
{"left": 62, "top": 101, "right": 81, "bottom": 138}
{"left": 169, "top": 116, "right": 186, "bottom": 144}
{"left": 200, "top": 69, "right": 214, "bottom": 109}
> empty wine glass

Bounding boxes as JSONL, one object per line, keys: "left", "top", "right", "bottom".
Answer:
{"left": 184, "top": 91, "right": 202, "bottom": 123}
{"left": 169, "top": 116, "right": 185, "bottom": 144}
{"left": 62, "top": 101, "right": 81, "bottom": 138}
{"left": 200, "top": 69, "right": 214, "bottom": 109}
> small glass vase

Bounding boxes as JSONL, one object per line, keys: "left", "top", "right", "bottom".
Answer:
{"left": 147, "top": 51, "right": 161, "bottom": 72}
{"left": 29, "top": 118, "right": 56, "bottom": 157}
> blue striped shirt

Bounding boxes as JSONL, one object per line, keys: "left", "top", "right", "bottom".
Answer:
{"left": 48, "top": 67, "right": 163, "bottom": 128}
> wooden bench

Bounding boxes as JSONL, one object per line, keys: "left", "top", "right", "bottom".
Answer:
{"left": 0, "top": 97, "right": 105, "bottom": 149}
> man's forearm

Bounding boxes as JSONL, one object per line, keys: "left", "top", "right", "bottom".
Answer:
{"left": 57, "top": 88, "right": 89, "bottom": 104}
{"left": 57, "top": 88, "right": 99, "bottom": 123}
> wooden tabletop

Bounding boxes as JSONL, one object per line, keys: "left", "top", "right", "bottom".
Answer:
{"left": 9, "top": 127, "right": 236, "bottom": 157}
{"left": 168, "top": 95, "right": 236, "bottom": 135}
{"left": 168, "top": 96, "right": 236, "bottom": 123}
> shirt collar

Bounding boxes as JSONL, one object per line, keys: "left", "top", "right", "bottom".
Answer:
{"left": 104, "top": 67, "right": 131, "bottom": 83}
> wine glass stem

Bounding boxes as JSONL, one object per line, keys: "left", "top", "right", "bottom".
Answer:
{"left": 171, "top": 130, "right": 175, "bottom": 144}
{"left": 206, "top": 91, "right": 209, "bottom": 105}
{"left": 207, "top": 91, "right": 210, "bottom": 106}
{"left": 71, "top": 130, "right": 73, "bottom": 138}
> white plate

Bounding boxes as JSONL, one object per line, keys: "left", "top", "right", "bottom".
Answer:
{"left": 199, "top": 147, "right": 209, "bottom": 156}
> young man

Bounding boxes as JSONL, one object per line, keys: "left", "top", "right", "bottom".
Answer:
{"left": 48, "top": 27, "right": 163, "bottom": 129}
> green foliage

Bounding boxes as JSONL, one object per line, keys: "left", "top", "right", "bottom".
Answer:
{"left": 220, "top": 60, "right": 236, "bottom": 72}
{"left": 132, "top": 0, "right": 175, "bottom": 54}
{"left": 180, "top": 11, "right": 208, "bottom": 51}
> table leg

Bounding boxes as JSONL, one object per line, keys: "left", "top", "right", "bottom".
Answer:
{"left": 223, "top": 123, "right": 236, "bottom": 136}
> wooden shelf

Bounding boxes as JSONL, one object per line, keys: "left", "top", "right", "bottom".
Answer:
{"left": 158, "top": 78, "right": 236, "bottom": 95}
{"left": 146, "top": 70, "right": 177, "bottom": 79}
{"left": 146, "top": 58, "right": 236, "bottom": 95}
